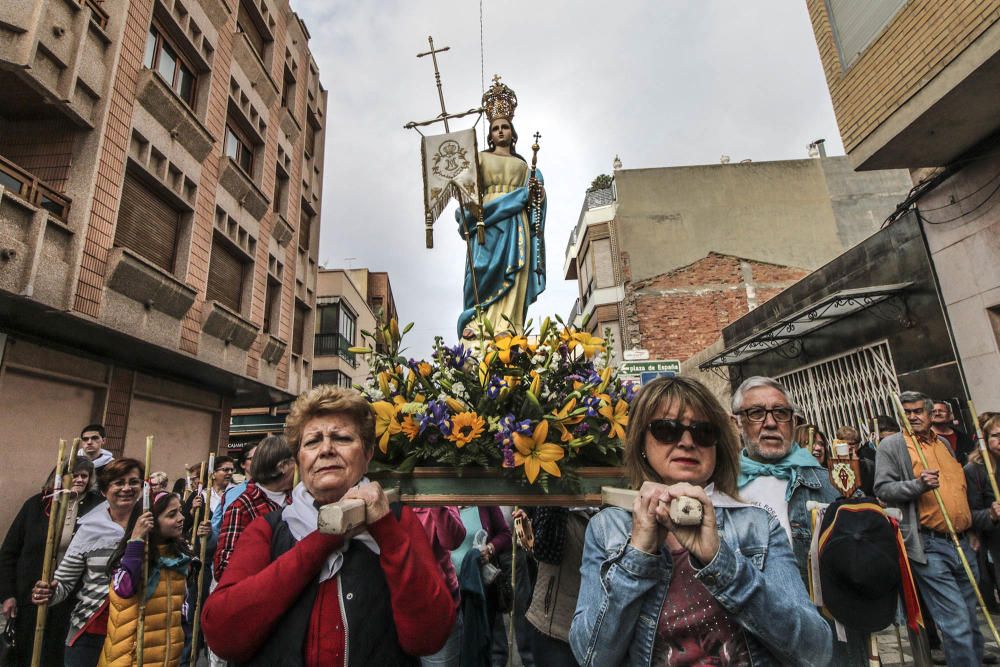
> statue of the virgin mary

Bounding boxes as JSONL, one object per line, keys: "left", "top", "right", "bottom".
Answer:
{"left": 456, "top": 77, "right": 546, "bottom": 339}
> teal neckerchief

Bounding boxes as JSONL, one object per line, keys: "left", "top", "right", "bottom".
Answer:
{"left": 738, "top": 443, "right": 824, "bottom": 501}
{"left": 144, "top": 549, "right": 192, "bottom": 601}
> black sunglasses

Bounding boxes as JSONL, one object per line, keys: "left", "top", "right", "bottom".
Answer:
{"left": 647, "top": 418, "right": 720, "bottom": 448}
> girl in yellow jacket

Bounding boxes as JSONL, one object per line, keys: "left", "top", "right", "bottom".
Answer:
{"left": 99, "top": 491, "right": 208, "bottom": 667}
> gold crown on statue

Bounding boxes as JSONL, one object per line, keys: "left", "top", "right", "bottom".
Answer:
{"left": 483, "top": 75, "right": 517, "bottom": 122}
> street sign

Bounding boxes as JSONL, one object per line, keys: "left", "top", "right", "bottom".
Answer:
{"left": 619, "top": 359, "right": 680, "bottom": 375}
{"left": 623, "top": 348, "right": 650, "bottom": 361}
{"left": 640, "top": 370, "right": 676, "bottom": 385}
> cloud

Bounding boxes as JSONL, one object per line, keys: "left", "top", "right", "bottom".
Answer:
{"left": 293, "top": 1, "right": 844, "bottom": 357}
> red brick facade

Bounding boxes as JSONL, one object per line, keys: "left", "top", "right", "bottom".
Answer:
{"left": 625, "top": 252, "right": 807, "bottom": 361}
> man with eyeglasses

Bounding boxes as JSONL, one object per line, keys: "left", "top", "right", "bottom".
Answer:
{"left": 78, "top": 423, "right": 114, "bottom": 470}
{"left": 732, "top": 376, "right": 868, "bottom": 664}
{"left": 731, "top": 377, "right": 837, "bottom": 579}
{"left": 875, "top": 390, "right": 985, "bottom": 666}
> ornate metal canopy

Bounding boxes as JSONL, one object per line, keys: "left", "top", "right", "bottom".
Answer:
{"left": 699, "top": 282, "right": 913, "bottom": 369}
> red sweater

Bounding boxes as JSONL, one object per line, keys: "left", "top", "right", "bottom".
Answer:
{"left": 201, "top": 505, "right": 456, "bottom": 665}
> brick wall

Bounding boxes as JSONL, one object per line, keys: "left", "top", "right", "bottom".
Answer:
{"left": 630, "top": 253, "right": 806, "bottom": 361}
{"left": 807, "top": 0, "right": 1000, "bottom": 154}
{"left": 103, "top": 366, "right": 135, "bottom": 456}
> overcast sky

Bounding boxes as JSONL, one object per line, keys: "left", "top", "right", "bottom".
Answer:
{"left": 292, "top": 1, "right": 846, "bottom": 358}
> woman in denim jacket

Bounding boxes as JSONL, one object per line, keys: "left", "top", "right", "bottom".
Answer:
{"left": 569, "top": 377, "right": 831, "bottom": 666}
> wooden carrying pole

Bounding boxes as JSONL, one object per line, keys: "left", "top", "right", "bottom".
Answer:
{"left": 891, "top": 393, "right": 1000, "bottom": 645}
{"left": 31, "top": 439, "right": 67, "bottom": 667}
{"left": 969, "top": 399, "right": 1000, "bottom": 500}
{"left": 52, "top": 440, "right": 79, "bottom": 557}
{"left": 136, "top": 436, "right": 153, "bottom": 667}
{"left": 190, "top": 453, "right": 214, "bottom": 662}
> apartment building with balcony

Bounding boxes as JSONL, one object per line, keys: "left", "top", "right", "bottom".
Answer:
{"left": 0, "top": 0, "right": 326, "bottom": 526}
{"left": 313, "top": 268, "right": 379, "bottom": 389}
{"left": 563, "top": 156, "right": 912, "bottom": 370}
{"left": 805, "top": 0, "right": 1000, "bottom": 409}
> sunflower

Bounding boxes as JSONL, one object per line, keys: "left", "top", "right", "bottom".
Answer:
{"left": 599, "top": 399, "right": 629, "bottom": 440}
{"left": 513, "top": 420, "right": 565, "bottom": 484}
{"left": 372, "top": 401, "right": 401, "bottom": 453}
{"left": 446, "top": 411, "right": 486, "bottom": 448}
{"left": 400, "top": 414, "right": 421, "bottom": 442}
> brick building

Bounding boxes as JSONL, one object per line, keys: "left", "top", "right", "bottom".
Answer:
{"left": 563, "top": 155, "right": 912, "bottom": 374}
{"left": 0, "top": 0, "right": 326, "bottom": 528}
{"left": 804, "top": 0, "right": 1000, "bottom": 410}
{"left": 626, "top": 252, "right": 807, "bottom": 362}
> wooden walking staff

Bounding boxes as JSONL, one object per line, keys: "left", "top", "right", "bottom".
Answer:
{"left": 31, "top": 439, "right": 67, "bottom": 667}
{"left": 969, "top": 399, "right": 1000, "bottom": 500}
{"left": 136, "top": 436, "right": 154, "bottom": 667}
{"left": 190, "top": 452, "right": 214, "bottom": 663}
{"left": 52, "top": 439, "right": 80, "bottom": 556}
{"left": 890, "top": 393, "right": 1000, "bottom": 645}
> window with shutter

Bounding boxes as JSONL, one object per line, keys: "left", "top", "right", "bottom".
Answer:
{"left": 293, "top": 303, "right": 308, "bottom": 355}
{"left": 826, "top": 0, "right": 907, "bottom": 69}
{"left": 206, "top": 235, "right": 246, "bottom": 313}
{"left": 115, "top": 172, "right": 179, "bottom": 272}
{"left": 299, "top": 208, "right": 312, "bottom": 250}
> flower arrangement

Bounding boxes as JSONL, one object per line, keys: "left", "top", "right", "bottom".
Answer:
{"left": 350, "top": 315, "right": 636, "bottom": 491}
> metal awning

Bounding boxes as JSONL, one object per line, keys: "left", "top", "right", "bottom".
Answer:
{"left": 699, "top": 283, "right": 912, "bottom": 369}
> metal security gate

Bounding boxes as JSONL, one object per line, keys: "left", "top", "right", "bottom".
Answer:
{"left": 777, "top": 341, "right": 900, "bottom": 437}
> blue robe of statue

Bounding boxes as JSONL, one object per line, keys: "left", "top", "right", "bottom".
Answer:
{"left": 455, "top": 151, "right": 546, "bottom": 337}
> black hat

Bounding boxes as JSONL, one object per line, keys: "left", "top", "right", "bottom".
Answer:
{"left": 818, "top": 498, "right": 901, "bottom": 633}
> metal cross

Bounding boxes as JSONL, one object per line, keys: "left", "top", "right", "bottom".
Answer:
{"left": 533, "top": 132, "right": 541, "bottom": 144}
{"left": 417, "top": 36, "right": 452, "bottom": 132}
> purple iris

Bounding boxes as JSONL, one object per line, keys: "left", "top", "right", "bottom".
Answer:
{"left": 486, "top": 376, "right": 506, "bottom": 399}
{"left": 447, "top": 344, "right": 472, "bottom": 370}
{"left": 582, "top": 396, "right": 601, "bottom": 417}
{"left": 422, "top": 400, "right": 451, "bottom": 435}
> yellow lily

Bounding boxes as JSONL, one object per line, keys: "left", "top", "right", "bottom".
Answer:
{"left": 493, "top": 334, "right": 527, "bottom": 364}
{"left": 559, "top": 326, "right": 579, "bottom": 350}
{"left": 445, "top": 396, "right": 468, "bottom": 413}
{"left": 551, "top": 398, "right": 584, "bottom": 442}
{"left": 372, "top": 401, "right": 401, "bottom": 453}
{"left": 417, "top": 361, "right": 433, "bottom": 377}
{"left": 599, "top": 399, "right": 629, "bottom": 440}
{"left": 572, "top": 331, "right": 605, "bottom": 359}
{"left": 513, "top": 420, "right": 565, "bottom": 484}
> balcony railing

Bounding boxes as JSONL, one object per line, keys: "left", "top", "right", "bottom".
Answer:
{"left": 0, "top": 155, "right": 71, "bottom": 221}
{"left": 82, "top": 0, "right": 110, "bottom": 29}
{"left": 314, "top": 332, "right": 357, "bottom": 367}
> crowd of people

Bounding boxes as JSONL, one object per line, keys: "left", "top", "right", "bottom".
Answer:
{"left": 1, "top": 378, "right": 998, "bottom": 666}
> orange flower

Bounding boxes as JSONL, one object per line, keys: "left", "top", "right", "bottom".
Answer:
{"left": 446, "top": 412, "right": 486, "bottom": 448}
{"left": 372, "top": 401, "right": 401, "bottom": 453}
{"left": 513, "top": 420, "right": 565, "bottom": 484}
{"left": 550, "top": 398, "right": 584, "bottom": 442}
{"left": 599, "top": 400, "right": 629, "bottom": 440}
{"left": 400, "top": 415, "right": 421, "bottom": 442}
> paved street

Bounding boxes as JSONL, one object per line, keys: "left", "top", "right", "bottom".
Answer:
{"left": 875, "top": 612, "right": 1000, "bottom": 664}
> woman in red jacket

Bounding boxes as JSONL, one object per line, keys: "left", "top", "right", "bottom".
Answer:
{"left": 201, "top": 386, "right": 456, "bottom": 666}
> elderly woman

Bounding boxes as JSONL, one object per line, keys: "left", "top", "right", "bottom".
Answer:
{"left": 202, "top": 385, "right": 455, "bottom": 664}
{"left": 32, "top": 458, "right": 144, "bottom": 667}
{"left": 0, "top": 458, "right": 99, "bottom": 667}
{"left": 569, "top": 376, "right": 831, "bottom": 666}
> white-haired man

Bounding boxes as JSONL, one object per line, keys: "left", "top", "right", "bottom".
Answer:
{"left": 875, "top": 390, "right": 985, "bottom": 666}
{"left": 732, "top": 377, "right": 867, "bottom": 664}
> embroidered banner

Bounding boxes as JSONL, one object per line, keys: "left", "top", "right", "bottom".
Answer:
{"left": 421, "top": 128, "right": 480, "bottom": 248}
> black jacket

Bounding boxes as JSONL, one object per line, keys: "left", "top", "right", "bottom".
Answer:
{"left": 0, "top": 491, "right": 101, "bottom": 667}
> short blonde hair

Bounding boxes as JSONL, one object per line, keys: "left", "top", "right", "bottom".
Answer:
{"left": 149, "top": 471, "right": 168, "bottom": 486}
{"left": 624, "top": 376, "right": 741, "bottom": 496}
{"left": 285, "top": 385, "right": 376, "bottom": 457}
